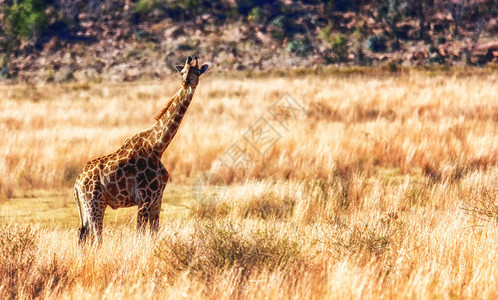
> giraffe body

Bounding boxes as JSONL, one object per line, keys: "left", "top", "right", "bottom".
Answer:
{"left": 74, "top": 57, "right": 208, "bottom": 243}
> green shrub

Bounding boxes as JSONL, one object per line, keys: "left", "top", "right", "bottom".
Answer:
{"left": 271, "top": 28, "right": 286, "bottom": 40}
{"left": 352, "top": 22, "right": 366, "bottom": 64}
{"left": 365, "top": 34, "right": 387, "bottom": 52}
{"left": 0, "top": 55, "right": 9, "bottom": 80}
{"left": 399, "top": 1, "right": 413, "bottom": 16}
{"left": 166, "top": 0, "right": 212, "bottom": 17}
{"left": 331, "top": 34, "right": 349, "bottom": 62}
{"left": 320, "top": 25, "right": 333, "bottom": 43}
{"left": 436, "top": 36, "right": 446, "bottom": 45}
{"left": 271, "top": 15, "right": 286, "bottom": 28}
{"left": 327, "top": 0, "right": 361, "bottom": 12}
{"left": 376, "top": 0, "right": 403, "bottom": 39}
{"left": 353, "top": 22, "right": 364, "bottom": 41}
{"left": 179, "top": 0, "right": 204, "bottom": 10}
{"left": 427, "top": 44, "right": 445, "bottom": 64}
{"left": 286, "top": 38, "right": 313, "bottom": 57}
{"left": 385, "top": 59, "right": 401, "bottom": 72}
{"left": 135, "top": 0, "right": 155, "bottom": 15}
{"left": 269, "top": 14, "right": 295, "bottom": 41}
{"left": 6, "top": 0, "right": 49, "bottom": 41}
{"left": 248, "top": 6, "right": 266, "bottom": 23}
{"left": 428, "top": 44, "right": 438, "bottom": 54}
{"left": 235, "top": 0, "right": 258, "bottom": 15}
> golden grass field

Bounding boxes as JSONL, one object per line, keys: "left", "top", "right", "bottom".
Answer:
{"left": 0, "top": 68, "right": 497, "bottom": 299}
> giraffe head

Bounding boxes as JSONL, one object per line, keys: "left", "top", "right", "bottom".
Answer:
{"left": 174, "top": 56, "right": 208, "bottom": 88}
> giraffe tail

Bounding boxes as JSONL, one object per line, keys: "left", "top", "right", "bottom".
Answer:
{"left": 74, "top": 187, "right": 88, "bottom": 243}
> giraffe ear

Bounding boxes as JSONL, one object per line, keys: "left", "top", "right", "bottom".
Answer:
{"left": 174, "top": 65, "right": 183, "bottom": 73}
{"left": 200, "top": 64, "right": 209, "bottom": 74}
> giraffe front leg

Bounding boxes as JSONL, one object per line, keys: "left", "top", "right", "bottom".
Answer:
{"left": 149, "top": 213, "right": 159, "bottom": 233}
{"left": 149, "top": 169, "right": 168, "bottom": 233}
{"left": 148, "top": 198, "right": 162, "bottom": 233}
{"left": 137, "top": 205, "right": 149, "bottom": 233}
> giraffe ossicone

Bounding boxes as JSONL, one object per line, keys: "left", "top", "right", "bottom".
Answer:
{"left": 74, "top": 56, "right": 208, "bottom": 243}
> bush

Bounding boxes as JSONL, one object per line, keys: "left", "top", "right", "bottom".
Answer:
{"left": 135, "top": 0, "right": 158, "bottom": 15}
{"left": 0, "top": 223, "right": 38, "bottom": 298}
{"left": 352, "top": 22, "right": 366, "bottom": 64}
{"left": 326, "top": 0, "right": 361, "bottom": 12}
{"left": 365, "top": 34, "right": 387, "bottom": 52}
{"left": 193, "top": 193, "right": 295, "bottom": 220}
{"left": 385, "top": 59, "right": 401, "bottom": 72}
{"left": 331, "top": 34, "right": 349, "bottom": 62}
{"left": 436, "top": 36, "right": 446, "bottom": 45}
{"left": 427, "top": 44, "right": 444, "bottom": 64}
{"left": 248, "top": 6, "right": 266, "bottom": 23}
{"left": 271, "top": 27, "right": 286, "bottom": 40}
{"left": 6, "top": 0, "right": 49, "bottom": 41}
{"left": 0, "top": 55, "right": 9, "bottom": 80}
{"left": 462, "top": 188, "right": 498, "bottom": 224}
{"left": 166, "top": 0, "right": 214, "bottom": 18}
{"left": 155, "top": 221, "right": 305, "bottom": 281}
{"left": 235, "top": 0, "right": 260, "bottom": 15}
{"left": 271, "top": 14, "right": 286, "bottom": 28}
{"left": 0, "top": 223, "right": 71, "bottom": 298}
{"left": 428, "top": 44, "right": 438, "bottom": 54}
{"left": 286, "top": 38, "right": 313, "bottom": 57}
{"left": 320, "top": 25, "right": 333, "bottom": 43}
{"left": 270, "top": 14, "right": 295, "bottom": 32}
{"left": 331, "top": 215, "right": 404, "bottom": 259}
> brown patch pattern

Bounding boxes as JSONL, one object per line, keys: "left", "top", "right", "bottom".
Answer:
{"left": 74, "top": 57, "right": 208, "bottom": 243}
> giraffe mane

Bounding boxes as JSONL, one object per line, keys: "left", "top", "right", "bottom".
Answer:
{"left": 154, "top": 105, "right": 169, "bottom": 121}
{"left": 154, "top": 94, "right": 177, "bottom": 121}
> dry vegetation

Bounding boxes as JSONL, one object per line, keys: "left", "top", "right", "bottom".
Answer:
{"left": 0, "top": 68, "right": 497, "bottom": 299}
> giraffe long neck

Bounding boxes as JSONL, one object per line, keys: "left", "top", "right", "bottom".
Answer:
{"left": 151, "top": 86, "right": 195, "bottom": 157}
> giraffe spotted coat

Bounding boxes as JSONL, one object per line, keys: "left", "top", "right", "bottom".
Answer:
{"left": 74, "top": 56, "right": 208, "bottom": 243}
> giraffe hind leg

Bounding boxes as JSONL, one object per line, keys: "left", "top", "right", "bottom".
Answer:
{"left": 89, "top": 200, "right": 106, "bottom": 244}
{"left": 78, "top": 190, "right": 106, "bottom": 245}
{"left": 75, "top": 187, "right": 91, "bottom": 244}
{"left": 79, "top": 225, "right": 89, "bottom": 244}
{"left": 78, "top": 211, "right": 97, "bottom": 245}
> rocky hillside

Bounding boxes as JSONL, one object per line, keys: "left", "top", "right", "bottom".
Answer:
{"left": 0, "top": 0, "right": 497, "bottom": 82}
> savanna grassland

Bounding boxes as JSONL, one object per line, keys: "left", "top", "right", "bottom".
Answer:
{"left": 0, "top": 68, "right": 497, "bottom": 299}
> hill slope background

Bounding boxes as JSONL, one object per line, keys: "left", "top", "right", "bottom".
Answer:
{"left": 1, "top": 0, "right": 497, "bottom": 82}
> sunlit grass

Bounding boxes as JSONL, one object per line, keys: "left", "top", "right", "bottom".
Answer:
{"left": 0, "top": 184, "right": 193, "bottom": 229}
{"left": 0, "top": 69, "right": 497, "bottom": 298}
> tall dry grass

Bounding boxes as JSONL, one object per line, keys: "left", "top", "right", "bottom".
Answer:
{"left": 1, "top": 72, "right": 496, "bottom": 195}
{"left": 0, "top": 70, "right": 497, "bottom": 298}
{"left": 0, "top": 210, "right": 496, "bottom": 299}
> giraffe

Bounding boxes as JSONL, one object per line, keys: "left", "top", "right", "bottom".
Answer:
{"left": 74, "top": 56, "right": 208, "bottom": 243}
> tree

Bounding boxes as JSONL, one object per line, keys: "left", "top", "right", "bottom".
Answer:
{"left": 5, "top": 0, "right": 49, "bottom": 43}
{"left": 410, "top": 0, "right": 435, "bottom": 39}
{"left": 439, "top": 0, "right": 470, "bottom": 37}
